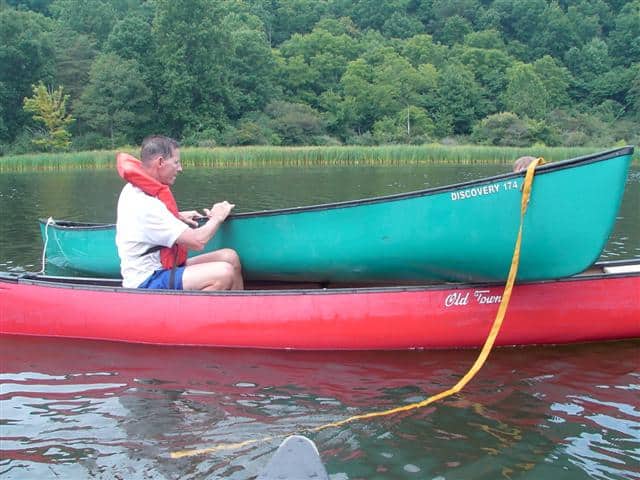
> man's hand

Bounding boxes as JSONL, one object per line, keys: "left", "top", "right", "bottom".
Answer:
{"left": 204, "top": 201, "right": 235, "bottom": 223}
{"left": 177, "top": 202, "right": 236, "bottom": 251}
{"left": 179, "top": 210, "right": 204, "bottom": 227}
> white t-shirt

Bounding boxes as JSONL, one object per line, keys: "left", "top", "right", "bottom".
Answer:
{"left": 115, "top": 183, "right": 189, "bottom": 288}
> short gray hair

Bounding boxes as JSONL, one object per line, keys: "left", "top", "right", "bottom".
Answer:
{"left": 140, "top": 135, "right": 179, "bottom": 163}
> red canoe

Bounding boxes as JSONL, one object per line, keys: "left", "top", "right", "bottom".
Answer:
{"left": 1, "top": 260, "right": 638, "bottom": 350}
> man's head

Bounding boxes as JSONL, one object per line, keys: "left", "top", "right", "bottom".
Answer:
{"left": 140, "top": 135, "right": 181, "bottom": 185}
{"left": 513, "top": 156, "right": 537, "bottom": 173}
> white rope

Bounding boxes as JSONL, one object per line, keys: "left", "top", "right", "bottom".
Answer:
{"left": 40, "top": 217, "right": 55, "bottom": 274}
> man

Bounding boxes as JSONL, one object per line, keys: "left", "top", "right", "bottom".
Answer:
{"left": 513, "top": 156, "right": 538, "bottom": 172}
{"left": 116, "top": 135, "right": 243, "bottom": 291}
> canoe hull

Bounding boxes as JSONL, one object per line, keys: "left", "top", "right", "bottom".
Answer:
{"left": 1, "top": 264, "right": 638, "bottom": 350}
{"left": 40, "top": 147, "right": 633, "bottom": 282}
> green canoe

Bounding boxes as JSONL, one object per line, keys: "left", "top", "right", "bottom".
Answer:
{"left": 39, "top": 146, "right": 634, "bottom": 283}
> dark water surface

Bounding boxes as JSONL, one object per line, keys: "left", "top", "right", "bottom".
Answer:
{"left": 1, "top": 163, "right": 639, "bottom": 479}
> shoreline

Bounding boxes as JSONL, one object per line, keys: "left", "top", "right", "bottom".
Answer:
{"left": 0, "top": 144, "right": 634, "bottom": 172}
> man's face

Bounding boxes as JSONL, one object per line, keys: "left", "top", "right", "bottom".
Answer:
{"left": 158, "top": 148, "right": 182, "bottom": 185}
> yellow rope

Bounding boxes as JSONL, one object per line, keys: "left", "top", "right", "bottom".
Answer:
{"left": 170, "top": 158, "right": 545, "bottom": 459}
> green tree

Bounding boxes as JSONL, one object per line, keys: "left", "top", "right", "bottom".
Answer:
{"left": 23, "top": 82, "right": 74, "bottom": 150}
{"left": 492, "top": 0, "right": 548, "bottom": 59}
{"left": 339, "top": 47, "right": 437, "bottom": 135}
{"left": 372, "top": 106, "right": 435, "bottom": 144}
{"left": 153, "top": 0, "right": 233, "bottom": 134}
{"left": 463, "top": 29, "right": 505, "bottom": 49}
{"left": 458, "top": 46, "right": 513, "bottom": 111}
{"left": 532, "top": 55, "right": 572, "bottom": 109}
{"left": 349, "top": 0, "right": 411, "bottom": 31}
{"left": 472, "top": 111, "right": 558, "bottom": 146}
{"left": 530, "top": 2, "right": 580, "bottom": 59}
{"left": 313, "top": 16, "right": 360, "bottom": 36}
{"left": 567, "top": 0, "right": 613, "bottom": 34}
{"left": 6, "top": 0, "right": 53, "bottom": 14}
{"left": 608, "top": 0, "right": 640, "bottom": 66}
{"left": 222, "top": 12, "right": 278, "bottom": 118}
{"left": 566, "top": 3, "right": 605, "bottom": 44}
{"left": 502, "top": 62, "right": 549, "bottom": 119}
{"left": 278, "top": 24, "right": 362, "bottom": 105}
{"left": 435, "top": 15, "right": 473, "bottom": 46}
{"left": 276, "top": 52, "right": 316, "bottom": 103}
{"left": 335, "top": 57, "right": 374, "bottom": 134}
{"left": 472, "top": 112, "right": 531, "bottom": 146}
{"left": 319, "top": 89, "right": 360, "bottom": 139}
{"left": 51, "top": 26, "right": 97, "bottom": 109}
{"left": 104, "top": 14, "right": 158, "bottom": 112}
{"left": 381, "top": 12, "right": 424, "bottom": 39}
{"left": 244, "top": 0, "right": 277, "bottom": 45}
{"left": 105, "top": 14, "right": 153, "bottom": 64}
{"left": 627, "top": 63, "right": 640, "bottom": 118}
{"left": 564, "top": 37, "right": 612, "bottom": 102}
{"left": 547, "top": 108, "right": 616, "bottom": 146}
{"left": 270, "top": 0, "right": 329, "bottom": 44}
{"left": 589, "top": 66, "right": 638, "bottom": 106}
{"left": 430, "top": 0, "right": 483, "bottom": 26}
{"left": 49, "top": 0, "right": 119, "bottom": 45}
{"left": 264, "top": 100, "right": 325, "bottom": 145}
{"left": 476, "top": 6, "right": 502, "bottom": 31}
{"left": 4, "top": 0, "right": 635, "bottom": 149}
{"left": 0, "top": 8, "right": 55, "bottom": 142}
{"left": 0, "top": 106, "right": 6, "bottom": 143}
{"left": 222, "top": 112, "right": 280, "bottom": 146}
{"left": 399, "top": 34, "right": 449, "bottom": 68}
{"left": 153, "top": 0, "right": 276, "bottom": 136}
{"left": 74, "top": 53, "right": 152, "bottom": 146}
{"left": 564, "top": 37, "right": 611, "bottom": 83}
{"left": 435, "top": 63, "right": 485, "bottom": 134}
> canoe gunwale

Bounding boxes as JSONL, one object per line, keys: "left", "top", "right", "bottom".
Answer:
{"left": 38, "top": 220, "right": 115, "bottom": 230}
{"left": 3, "top": 259, "right": 638, "bottom": 297}
{"left": 39, "top": 146, "right": 634, "bottom": 228}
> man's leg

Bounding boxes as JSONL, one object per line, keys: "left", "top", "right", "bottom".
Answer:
{"left": 182, "top": 261, "right": 236, "bottom": 291}
{"left": 182, "top": 248, "right": 244, "bottom": 290}
{"left": 186, "top": 248, "right": 244, "bottom": 290}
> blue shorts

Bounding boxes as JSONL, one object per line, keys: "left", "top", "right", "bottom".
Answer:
{"left": 138, "top": 267, "right": 186, "bottom": 290}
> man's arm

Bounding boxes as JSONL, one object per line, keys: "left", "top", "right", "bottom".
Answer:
{"left": 176, "top": 201, "right": 234, "bottom": 251}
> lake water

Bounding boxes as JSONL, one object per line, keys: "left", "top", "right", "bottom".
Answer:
{"left": 0, "top": 163, "right": 639, "bottom": 479}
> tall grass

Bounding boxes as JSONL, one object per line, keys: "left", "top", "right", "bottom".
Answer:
{"left": 0, "top": 144, "right": 635, "bottom": 172}
{"left": 185, "top": 145, "right": 606, "bottom": 167}
{"left": 0, "top": 150, "right": 122, "bottom": 172}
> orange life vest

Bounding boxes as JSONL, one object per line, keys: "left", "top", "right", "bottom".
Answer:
{"left": 116, "top": 152, "right": 188, "bottom": 269}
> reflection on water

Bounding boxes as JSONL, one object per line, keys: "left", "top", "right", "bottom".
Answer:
{"left": 1, "top": 337, "right": 639, "bottom": 479}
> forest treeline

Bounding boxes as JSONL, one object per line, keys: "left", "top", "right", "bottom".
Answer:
{"left": 1, "top": 0, "right": 639, "bottom": 154}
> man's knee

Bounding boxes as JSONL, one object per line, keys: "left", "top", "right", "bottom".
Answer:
{"left": 220, "top": 248, "right": 242, "bottom": 270}
{"left": 219, "top": 261, "right": 236, "bottom": 279}
{"left": 211, "top": 262, "right": 235, "bottom": 290}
